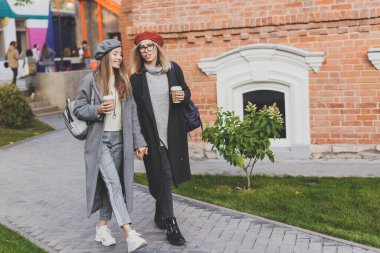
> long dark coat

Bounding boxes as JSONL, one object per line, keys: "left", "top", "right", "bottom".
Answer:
{"left": 73, "top": 73, "right": 146, "bottom": 217}
{"left": 130, "top": 61, "right": 191, "bottom": 200}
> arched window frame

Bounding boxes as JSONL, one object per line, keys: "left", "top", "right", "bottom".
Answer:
{"left": 198, "top": 44, "right": 325, "bottom": 158}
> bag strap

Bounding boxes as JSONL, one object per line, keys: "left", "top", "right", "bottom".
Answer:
{"left": 90, "top": 86, "right": 95, "bottom": 105}
{"left": 171, "top": 62, "right": 203, "bottom": 134}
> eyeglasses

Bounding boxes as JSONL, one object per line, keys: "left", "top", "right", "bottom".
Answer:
{"left": 139, "top": 44, "right": 155, "bottom": 53}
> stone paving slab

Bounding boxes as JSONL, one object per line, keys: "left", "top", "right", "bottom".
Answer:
{"left": 0, "top": 115, "right": 379, "bottom": 253}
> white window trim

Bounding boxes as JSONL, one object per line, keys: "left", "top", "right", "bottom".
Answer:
{"left": 198, "top": 44, "right": 325, "bottom": 159}
{"left": 234, "top": 82, "right": 291, "bottom": 147}
{"left": 368, "top": 48, "right": 380, "bottom": 70}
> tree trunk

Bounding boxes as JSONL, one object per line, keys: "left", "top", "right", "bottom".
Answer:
{"left": 246, "top": 172, "right": 252, "bottom": 190}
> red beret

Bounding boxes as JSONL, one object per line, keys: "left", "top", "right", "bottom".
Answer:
{"left": 134, "top": 31, "right": 164, "bottom": 47}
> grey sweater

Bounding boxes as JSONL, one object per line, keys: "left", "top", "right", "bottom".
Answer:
{"left": 145, "top": 64, "right": 169, "bottom": 147}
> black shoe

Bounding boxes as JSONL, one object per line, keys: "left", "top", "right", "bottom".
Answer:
{"left": 166, "top": 218, "right": 186, "bottom": 246}
{"left": 154, "top": 206, "right": 166, "bottom": 230}
{"left": 154, "top": 216, "right": 166, "bottom": 230}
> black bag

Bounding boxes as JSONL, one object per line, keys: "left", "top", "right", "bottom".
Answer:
{"left": 171, "top": 62, "right": 202, "bottom": 133}
{"left": 183, "top": 99, "right": 202, "bottom": 133}
{"left": 4, "top": 52, "right": 8, "bottom": 68}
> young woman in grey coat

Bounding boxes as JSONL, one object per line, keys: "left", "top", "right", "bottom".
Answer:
{"left": 73, "top": 39, "right": 148, "bottom": 252}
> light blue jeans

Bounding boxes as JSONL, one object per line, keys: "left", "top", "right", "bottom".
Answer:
{"left": 98, "top": 131, "right": 131, "bottom": 226}
{"left": 44, "top": 65, "right": 53, "bottom": 72}
{"left": 84, "top": 58, "right": 91, "bottom": 70}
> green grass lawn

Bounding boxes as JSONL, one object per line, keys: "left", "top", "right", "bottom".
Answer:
{"left": 0, "top": 118, "right": 53, "bottom": 147}
{"left": 0, "top": 224, "right": 47, "bottom": 253}
{"left": 0, "top": 117, "right": 53, "bottom": 252}
{"left": 135, "top": 173, "right": 380, "bottom": 248}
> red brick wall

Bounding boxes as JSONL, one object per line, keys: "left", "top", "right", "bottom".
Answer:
{"left": 120, "top": 0, "right": 380, "bottom": 145}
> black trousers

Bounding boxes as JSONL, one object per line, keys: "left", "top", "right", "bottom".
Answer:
{"left": 11, "top": 68, "right": 17, "bottom": 84}
{"left": 28, "top": 87, "right": 35, "bottom": 95}
{"left": 156, "top": 146, "right": 175, "bottom": 218}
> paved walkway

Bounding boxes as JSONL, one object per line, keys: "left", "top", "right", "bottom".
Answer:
{"left": 0, "top": 114, "right": 379, "bottom": 253}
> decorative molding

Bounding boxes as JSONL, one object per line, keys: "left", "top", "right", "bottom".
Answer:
{"left": 197, "top": 44, "right": 325, "bottom": 156}
{"left": 198, "top": 44, "right": 325, "bottom": 74}
{"left": 368, "top": 48, "right": 380, "bottom": 70}
{"left": 124, "top": 7, "right": 380, "bottom": 37}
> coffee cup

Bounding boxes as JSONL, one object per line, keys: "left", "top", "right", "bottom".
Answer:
{"left": 103, "top": 95, "right": 115, "bottom": 114}
{"left": 170, "top": 86, "right": 182, "bottom": 103}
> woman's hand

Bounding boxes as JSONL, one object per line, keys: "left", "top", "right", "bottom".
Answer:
{"left": 135, "top": 147, "right": 148, "bottom": 160}
{"left": 98, "top": 101, "right": 114, "bottom": 115}
{"left": 175, "top": 90, "right": 185, "bottom": 102}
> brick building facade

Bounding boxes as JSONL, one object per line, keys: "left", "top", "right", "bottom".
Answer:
{"left": 120, "top": 0, "right": 380, "bottom": 159}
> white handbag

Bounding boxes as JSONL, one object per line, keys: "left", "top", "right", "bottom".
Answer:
{"left": 23, "top": 58, "right": 29, "bottom": 76}
{"left": 61, "top": 89, "right": 95, "bottom": 140}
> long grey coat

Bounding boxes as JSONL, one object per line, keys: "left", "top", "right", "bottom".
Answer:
{"left": 73, "top": 73, "right": 146, "bottom": 217}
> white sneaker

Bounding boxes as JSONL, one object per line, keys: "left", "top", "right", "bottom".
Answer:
{"left": 126, "top": 229, "right": 147, "bottom": 252}
{"left": 95, "top": 225, "right": 116, "bottom": 246}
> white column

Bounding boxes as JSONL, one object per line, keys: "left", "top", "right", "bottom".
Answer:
{"left": 3, "top": 18, "right": 17, "bottom": 48}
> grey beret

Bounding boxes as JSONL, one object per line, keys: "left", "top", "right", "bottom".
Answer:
{"left": 94, "top": 39, "right": 122, "bottom": 60}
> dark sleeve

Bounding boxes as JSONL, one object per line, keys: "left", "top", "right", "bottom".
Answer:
{"left": 172, "top": 61, "right": 191, "bottom": 105}
{"left": 130, "top": 93, "right": 147, "bottom": 149}
{"left": 130, "top": 74, "right": 144, "bottom": 134}
{"left": 130, "top": 74, "right": 141, "bottom": 107}
{"left": 130, "top": 74, "right": 138, "bottom": 98}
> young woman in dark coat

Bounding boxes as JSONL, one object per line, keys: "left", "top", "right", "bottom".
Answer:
{"left": 129, "top": 31, "right": 191, "bottom": 246}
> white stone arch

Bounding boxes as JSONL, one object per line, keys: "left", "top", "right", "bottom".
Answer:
{"left": 198, "top": 44, "right": 325, "bottom": 158}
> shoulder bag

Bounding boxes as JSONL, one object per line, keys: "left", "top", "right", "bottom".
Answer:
{"left": 183, "top": 99, "right": 202, "bottom": 133}
{"left": 61, "top": 88, "right": 95, "bottom": 140}
{"left": 172, "top": 63, "right": 202, "bottom": 133}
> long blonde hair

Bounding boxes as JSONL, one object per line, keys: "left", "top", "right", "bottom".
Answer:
{"left": 130, "top": 42, "right": 171, "bottom": 74}
{"left": 94, "top": 50, "right": 132, "bottom": 100}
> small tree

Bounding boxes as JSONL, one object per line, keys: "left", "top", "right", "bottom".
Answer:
{"left": 201, "top": 102, "right": 284, "bottom": 190}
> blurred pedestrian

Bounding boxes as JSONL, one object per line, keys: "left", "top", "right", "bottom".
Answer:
{"left": 6, "top": 41, "right": 20, "bottom": 84}
{"left": 41, "top": 43, "right": 56, "bottom": 72}
{"left": 82, "top": 40, "right": 92, "bottom": 70}
{"left": 78, "top": 44, "right": 84, "bottom": 58}
{"left": 23, "top": 49, "right": 38, "bottom": 99}
{"left": 32, "top": 44, "right": 40, "bottom": 63}
{"left": 63, "top": 47, "right": 71, "bottom": 57}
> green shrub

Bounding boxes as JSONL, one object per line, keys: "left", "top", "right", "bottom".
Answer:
{"left": 0, "top": 84, "right": 34, "bottom": 128}
{"left": 201, "top": 102, "right": 283, "bottom": 190}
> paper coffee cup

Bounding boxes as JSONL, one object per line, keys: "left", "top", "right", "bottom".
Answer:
{"left": 170, "top": 86, "right": 182, "bottom": 103}
{"left": 103, "top": 95, "right": 115, "bottom": 114}
{"left": 103, "top": 95, "right": 115, "bottom": 102}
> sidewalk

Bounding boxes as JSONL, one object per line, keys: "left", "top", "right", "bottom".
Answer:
{"left": 0, "top": 114, "right": 379, "bottom": 253}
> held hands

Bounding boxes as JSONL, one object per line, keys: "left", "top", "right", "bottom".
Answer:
{"left": 175, "top": 90, "right": 185, "bottom": 102}
{"left": 135, "top": 147, "right": 148, "bottom": 160}
{"left": 98, "top": 101, "right": 114, "bottom": 115}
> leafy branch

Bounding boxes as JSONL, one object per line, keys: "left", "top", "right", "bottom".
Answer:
{"left": 201, "top": 102, "right": 284, "bottom": 190}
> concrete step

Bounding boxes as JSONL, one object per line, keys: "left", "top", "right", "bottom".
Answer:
{"left": 24, "top": 92, "right": 62, "bottom": 117}
{"left": 37, "top": 111, "right": 62, "bottom": 117}
{"left": 29, "top": 100, "right": 50, "bottom": 109}
{"left": 26, "top": 94, "right": 44, "bottom": 103}
{"left": 32, "top": 105, "right": 60, "bottom": 115}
